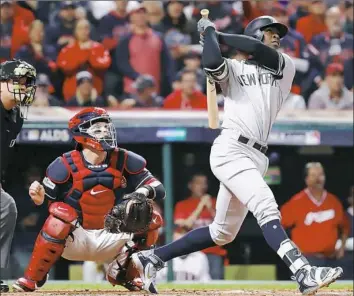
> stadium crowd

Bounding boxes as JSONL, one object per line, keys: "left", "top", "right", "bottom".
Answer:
{"left": 0, "top": 0, "right": 353, "bottom": 110}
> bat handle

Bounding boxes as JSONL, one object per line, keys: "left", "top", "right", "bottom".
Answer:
{"left": 200, "top": 9, "right": 209, "bottom": 19}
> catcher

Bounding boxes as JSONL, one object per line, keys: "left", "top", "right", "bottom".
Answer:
{"left": 13, "top": 107, "right": 165, "bottom": 292}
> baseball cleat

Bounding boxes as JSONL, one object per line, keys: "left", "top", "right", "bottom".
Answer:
{"left": 294, "top": 265, "right": 343, "bottom": 295}
{"left": 0, "top": 280, "right": 9, "bottom": 293}
{"left": 12, "top": 277, "right": 36, "bottom": 292}
{"left": 131, "top": 250, "right": 164, "bottom": 294}
{"left": 36, "top": 274, "right": 49, "bottom": 288}
{"left": 12, "top": 274, "right": 48, "bottom": 292}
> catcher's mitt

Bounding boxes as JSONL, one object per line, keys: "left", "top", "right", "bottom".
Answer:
{"left": 104, "top": 192, "right": 153, "bottom": 233}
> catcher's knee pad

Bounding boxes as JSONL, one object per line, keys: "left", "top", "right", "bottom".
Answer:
{"left": 209, "top": 222, "right": 238, "bottom": 246}
{"left": 24, "top": 202, "right": 78, "bottom": 282}
{"left": 246, "top": 186, "right": 280, "bottom": 227}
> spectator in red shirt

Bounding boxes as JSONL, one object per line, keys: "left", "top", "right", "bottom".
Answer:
{"left": 281, "top": 162, "right": 350, "bottom": 268}
{"left": 288, "top": 0, "right": 310, "bottom": 29}
{"left": 15, "top": 20, "right": 57, "bottom": 80}
{"left": 115, "top": 1, "right": 174, "bottom": 97}
{"left": 0, "top": 0, "right": 35, "bottom": 63}
{"left": 57, "top": 18, "right": 111, "bottom": 101}
{"left": 296, "top": 0, "right": 327, "bottom": 43}
{"left": 164, "top": 70, "right": 207, "bottom": 110}
{"left": 242, "top": 0, "right": 269, "bottom": 26}
{"left": 174, "top": 173, "right": 227, "bottom": 279}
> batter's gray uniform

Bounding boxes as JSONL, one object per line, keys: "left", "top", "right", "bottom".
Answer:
{"left": 0, "top": 188, "right": 17, "bottom": 268}
{"left": 205, "top": 53, "right": 295, "bottom": 246}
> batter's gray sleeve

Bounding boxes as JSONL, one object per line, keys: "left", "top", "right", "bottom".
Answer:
{"left": 0, "top": 188, "right": 17, "bottom": 268}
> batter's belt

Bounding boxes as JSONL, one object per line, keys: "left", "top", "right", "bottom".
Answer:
{"left": 237, "top": 135, "right": 268, "bottom": 154}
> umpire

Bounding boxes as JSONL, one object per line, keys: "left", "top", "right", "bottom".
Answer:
{"left": 0, "top": 59, "right": 37, "bottom": 292}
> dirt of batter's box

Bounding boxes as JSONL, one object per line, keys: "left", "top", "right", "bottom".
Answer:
{"left": 5, "top": 289, "right": 354, "bottom": 296}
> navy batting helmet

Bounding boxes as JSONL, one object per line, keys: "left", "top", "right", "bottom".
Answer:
{"left": 244, "top": 16, "right": 288, "bottom": 41}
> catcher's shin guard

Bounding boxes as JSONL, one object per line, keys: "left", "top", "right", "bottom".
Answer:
{"left": 17, "top": 202, "right": 77, "bottom": 289}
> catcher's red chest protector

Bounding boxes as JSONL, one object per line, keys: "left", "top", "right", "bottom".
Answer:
{"left": 62, "top": 149, "right": 126, "bottom": 229}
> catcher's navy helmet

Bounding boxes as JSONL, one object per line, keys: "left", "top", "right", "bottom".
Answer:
{"left": 244, "top": 16, "right": 288, "bottom": 41}
{"left": 69, "top": 107, "right": 117, "bottom": 151}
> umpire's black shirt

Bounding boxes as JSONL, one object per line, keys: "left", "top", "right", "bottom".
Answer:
{"left": 0, "top": 99, "right": 23, "bottom": 180}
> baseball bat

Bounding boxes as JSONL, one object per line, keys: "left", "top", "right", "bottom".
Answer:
{"left": 200, "top": 9, "right": 219, "bottom": 129}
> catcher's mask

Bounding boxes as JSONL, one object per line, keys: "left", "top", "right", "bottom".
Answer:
{"left": 0, "top": 59, "right": 37, "bottom": 118}
{"left": 69, "top": 107, "right": 117, "bottom": 151}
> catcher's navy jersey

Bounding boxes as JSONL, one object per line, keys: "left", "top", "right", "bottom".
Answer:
{"left": 43, "top": 149, "right": 164, "bottom": 201}
{"left": 41, "top": 148, "right": 164, "bottom": 229}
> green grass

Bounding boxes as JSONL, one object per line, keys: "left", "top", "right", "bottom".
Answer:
{"left": 18, "top": 282, "right": 352, "bottom": 291}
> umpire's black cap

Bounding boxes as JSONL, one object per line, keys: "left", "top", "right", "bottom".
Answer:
{"left": 244, "top": 16, "right": 288, "bottom": 41}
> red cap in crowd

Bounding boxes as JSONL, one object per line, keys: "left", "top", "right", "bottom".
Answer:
{"left": 326, "top": 63, "right": 344, "bottom": 76}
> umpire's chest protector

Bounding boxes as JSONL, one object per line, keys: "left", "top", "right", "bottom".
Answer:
{"left": 62, "top": 149, "right": 126, "bottom": 230}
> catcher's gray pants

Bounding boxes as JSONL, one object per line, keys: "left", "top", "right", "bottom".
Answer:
{"left": 0, "top": 188, "right": 17, "bottom": 268}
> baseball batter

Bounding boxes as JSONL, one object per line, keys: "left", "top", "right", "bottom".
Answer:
{"left": 129, "top": 16, "right": 343, "bottom": 295}
{"left": 12, "top": 107, "right": 165, "bottom": 292}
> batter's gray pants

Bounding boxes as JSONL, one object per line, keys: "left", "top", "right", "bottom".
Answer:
{"left": 0, "top": 188, "right": 17, "bottom": 268}
{"left": 208, "top": 129, "right": 280, "bottom": 246}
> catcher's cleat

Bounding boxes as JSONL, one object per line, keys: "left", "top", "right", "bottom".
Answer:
{"left": 0, "top": 280, "right": 9, "bottom": 293}
{"left": 294, "top": 265, "right": 343, "bottom": 295}
{"left": 12, "top": 274, "right": 48, "bottom": 292}
{"left": 12, "top": 277, "right": 36, "bottom": 292}
{"left": 131, "top": 249, "right": 164, "bottom": 294}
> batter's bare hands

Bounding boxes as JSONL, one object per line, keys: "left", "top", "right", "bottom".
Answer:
{"left": 29, "top": 181, "right": 45, "bottom": 206}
